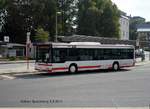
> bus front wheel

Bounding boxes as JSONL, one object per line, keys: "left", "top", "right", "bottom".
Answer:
{"left": 69, "top": 64, "right": 77, "bottom": 73}
{"left": 113, "top": 62, "right": 120, "bottom": 71}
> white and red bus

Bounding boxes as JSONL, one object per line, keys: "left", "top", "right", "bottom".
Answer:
{"left": 35, "top": 42, "right": 135, "bottom": 73}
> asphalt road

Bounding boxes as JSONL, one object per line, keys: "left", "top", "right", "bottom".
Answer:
{"left": 0, "top": 64, "right": 150, "bottom": 107}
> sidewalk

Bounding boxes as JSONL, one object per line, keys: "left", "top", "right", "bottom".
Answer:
{"left": 0, "top": 62, "right": 37, "bottom": 75}
{"left": 135, "top": 56, "right": 150, "bottom": 66}
{"left": 135, "top": 60, "right": 150, "bottom": 66}
{"left": 0, "top": 60, "right": 35, "bottom": 64}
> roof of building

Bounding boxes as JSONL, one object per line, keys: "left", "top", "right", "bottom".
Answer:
{"left": 58, "top": 35, "right": 136, "bottom": 45}
{"left": 8, "top": 43, "right": 25, "bottom": 47}
{"left": 1, "top": 43, "right": 25, "bottom": 48}
{"left": 120, "top": 15, "right": 129, "bottom": 20}
{"left": 137, "top": 23, "right": 150, "bottom": 32}
{"left": 137, "top": 23, "right": 150, "bottom": 29}
{"left": 59, "top": 35, "right": 117, "bottom": 42}
{"left": 132, "top": 16, "right": 145, "bottom": 20}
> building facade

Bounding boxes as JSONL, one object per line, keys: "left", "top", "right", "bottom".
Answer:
{"left": 137, "top": 23, "right": 150, "bottom": 50}
{"left": 137, "top": 23, "right": 150, "bottom": 41}
{"left": 119, "top": 15, "right": 129, "bottom": 40}
{"left": 0, "top": 43, "right": 25, "bottom": 58}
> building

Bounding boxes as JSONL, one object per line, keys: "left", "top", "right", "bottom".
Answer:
{"left": 119, "top": 14, "right": 129, "bottom": 40}
{"left": 0, "top": 41, "right": 6, "bottom": 57}
{"left": 137, "top": 23, "right": 150, "bottom": 41}
{"left": 0, "top": 43, "right": 25, "bottom": 58}
{"left": 58, "top": 35, "right": 135, "bottom": 45}
{"left": 136, "top": 23, "right": 150, "bottom": 49}
{"left": 129, "top": 16, "right": 145, "bottom": 40}
{"left": 59, "top": 35, "right": 150, "bottom": 50}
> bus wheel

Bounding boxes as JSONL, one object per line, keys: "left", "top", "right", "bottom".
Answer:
{"left": 113, "top": 62, "right": 119, "bottom": 71}
{"left": 69, "top": 64, "right": 77, "bottom": 73}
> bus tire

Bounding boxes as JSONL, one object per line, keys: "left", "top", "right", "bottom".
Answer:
{"left": 113, "top": 62, "right": 120, "bottom": 71}
{"left": 69, "top": 64, "right": 78, "bottom": 73}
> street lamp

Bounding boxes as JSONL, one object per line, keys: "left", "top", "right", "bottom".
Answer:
{"left": 55, "top": 12, "right": 61, "bottom": 42}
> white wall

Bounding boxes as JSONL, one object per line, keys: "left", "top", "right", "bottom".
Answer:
{"left": 119, "top": 15, "right": 129, "bottom": 40}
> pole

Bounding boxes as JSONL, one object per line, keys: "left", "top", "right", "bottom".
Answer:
{"left": 61, "top": 0, "right": 64, "bottom": 35}
{"left": 149, "top": 51, "right": 150, "bottom": 61}
{"left": 26, "top": 43, "right": 29, "bottom": 70}
{"left": 55, "top": 12, "right": 58, "bottom": 42}
{"left": 26, "top": 32, "right": 31, "bottom": 70}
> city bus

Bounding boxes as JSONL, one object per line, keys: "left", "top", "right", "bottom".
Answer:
{"left": 35, "top": 42, "right": 135, "bottom": 73}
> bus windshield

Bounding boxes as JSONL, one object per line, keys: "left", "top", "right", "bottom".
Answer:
{"left": 36, "top": 45, "right": 51, "bottom": 63}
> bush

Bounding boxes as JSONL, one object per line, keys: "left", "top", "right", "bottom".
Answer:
{"left": 9, "top": 57, "right": 16, "bottom": 61}
{"left": 18, "top": 56, "right": 26, "bottom": 60}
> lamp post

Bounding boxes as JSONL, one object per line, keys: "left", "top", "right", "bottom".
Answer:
{"left": 55, "top": 12, "right": 61, "bottom": 42}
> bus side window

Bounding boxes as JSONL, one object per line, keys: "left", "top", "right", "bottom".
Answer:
{"left": 53, "top": 48, "right": 67, "bottom": 63}
{"left": 60, "top": 49, "right": 67, "bottom": 62}
{"left": 68, "top": 48, "right": 78, "bottom": 61}
{"left": 53, "top": 49, "right": 60, "bottom": 63}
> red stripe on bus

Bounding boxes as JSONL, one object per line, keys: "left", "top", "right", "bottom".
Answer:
{"left": 107, "top": 65, "right": 112, "bottom": 69}
{"left": 52, "top": 65, "right": 101, "bottom": 71}
{"left": 108, "top": 66, "right": 112, "bottom": 69}
{"left": 38, "top": 64, "right": 52, "bottom": 66}
{"left": 78, "top": 65, "right": 101, "bottom": 69}
{"left": 52, "top": 67, "right": 68, "bottom": 71}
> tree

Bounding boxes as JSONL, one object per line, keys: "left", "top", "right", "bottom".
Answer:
{"left": 34, "top": 27, "right": 49, "bottom": 42}
{"left": 0, "top": 0, "right": 8, "bottom": 10}
{"left": 57, "top": 0, "right": 78, "bottom": 35}
{"left": 77, "top": 0, "right": 120, "bottom": 39}
{"left": 0, "top": 0, "right": 8, "bottom": 33}
{"left": 31, "top": 0, "right": 56, "bottom": 39}
{"left": 1, "top": 0, "right": 56, "bottom": 43}
{"left": 1, "top": 0, "right": 78, "bottom": 43}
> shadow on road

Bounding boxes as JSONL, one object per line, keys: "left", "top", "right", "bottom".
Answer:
{"left": 15, "top": 68, "right": 131, "bottom": 79}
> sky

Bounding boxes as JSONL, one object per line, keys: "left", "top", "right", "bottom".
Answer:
{"left": 111, "top": 0, "right": 150, "bottom": 21}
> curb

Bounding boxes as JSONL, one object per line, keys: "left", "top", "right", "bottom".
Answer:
{"left": 0, "top": 70, "right": 38, "bottom": 76}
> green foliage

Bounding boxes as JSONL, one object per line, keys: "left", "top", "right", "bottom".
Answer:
{"left": 1, "top": 0, "right": 56, "bottom": 43}
{"left": 1, "top": 0, "right": 78, "bottom": 42}
{"left": 8, "top": 56, "right": 16, "bottom": 61}
{"left": 0, "top": 0, "right": 8, "bottom": 32}
{"left": 1, "top": 0, "right": 120, "bottom": 42}
{"left": 0, "top": 0, "right": 8, "bottom": 9}
{"left": 34, "top": 27, "right": 49, "bottom": 42}
{"left": 77, "top": 0, "right": 120, "bottom": 39}
{"left": 57, "top": 0, "right": 78, "bottom": 35}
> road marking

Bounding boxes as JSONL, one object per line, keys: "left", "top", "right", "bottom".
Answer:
{"left": 0, "top": 75, "right": 16, "bottom": 80}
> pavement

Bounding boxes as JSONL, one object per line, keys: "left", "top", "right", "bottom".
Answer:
{"left": 0, "top": 60, "right": 37, "bottom": 75}
{"left": 0, "top": 60, "right": 35, "bottom": 64}
{"left": 0, "top": 58, "right": 150, "bottom": 75}
{"left": 135, "top": 60, "right": 150, "bottom": 66}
